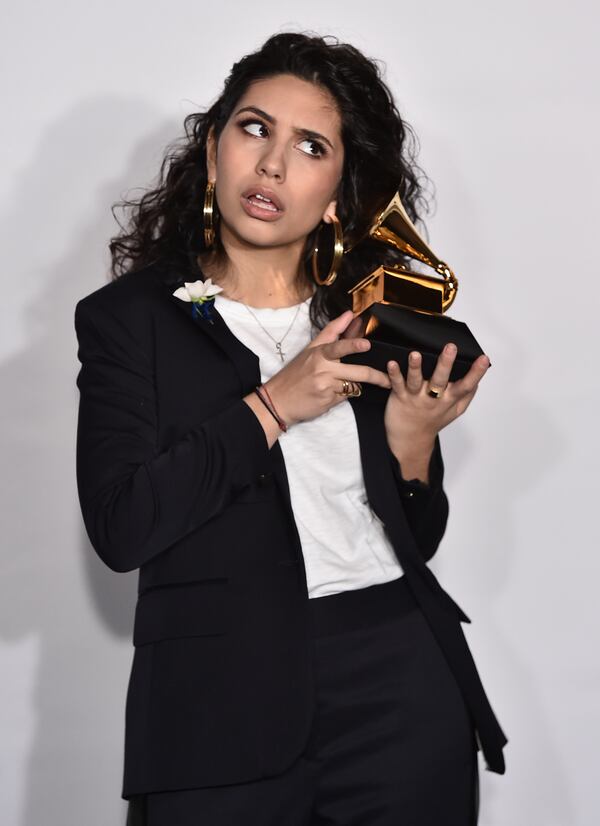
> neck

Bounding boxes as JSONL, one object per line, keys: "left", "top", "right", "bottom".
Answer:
{"left": 197, "top": 229, "right": 315, "bottom": 309}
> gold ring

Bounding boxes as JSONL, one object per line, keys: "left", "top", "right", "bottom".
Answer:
{"left": 336, "top": 379, "right": 362, "bottom": 397}
{"left": 427, "top": 385, "right": 444, "bottom": 399}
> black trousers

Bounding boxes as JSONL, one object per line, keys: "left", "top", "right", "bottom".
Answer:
{"left": 126, "top": 575, "right": 479, "bottom": 825}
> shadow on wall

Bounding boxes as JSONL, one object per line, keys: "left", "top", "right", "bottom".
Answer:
{"left": 422, "top": 129, "right": 573, "bottom": 824}
{"left": 0, "top": 96, "right": 180, "bottom": 826}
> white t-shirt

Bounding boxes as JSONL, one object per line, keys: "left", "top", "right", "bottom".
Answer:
{"left": 213, "top": 292, "right": 404, "bottom": 599}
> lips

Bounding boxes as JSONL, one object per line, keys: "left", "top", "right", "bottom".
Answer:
{"left": 241, "top": 185, "right": 284, "bottom": 212}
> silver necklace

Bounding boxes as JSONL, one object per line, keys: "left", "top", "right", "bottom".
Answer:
{"left": 242, "top": 301, "right": 304, "bottom": 362}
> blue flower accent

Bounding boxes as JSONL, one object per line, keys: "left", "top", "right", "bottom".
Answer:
{"left": 192, "top": 298, "right": 216, "bottom": 324}
{"left": 172, "top": 278, "right": 223, "bottom": 326}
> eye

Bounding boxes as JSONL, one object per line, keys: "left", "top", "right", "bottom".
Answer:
{"left": 239, "top": 118, "right": 269, "bottom": 138}
{"left": 298, "top": 138, "right": 327, "bottom": 159}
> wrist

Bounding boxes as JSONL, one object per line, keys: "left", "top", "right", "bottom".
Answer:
{"left": 388, "top": 433, "right": 436, "bottom": 486}
{"left": 387, "top": 428, "right": 436, "bottom": 460}
{"left": 242, "top": 392, "right": 281, "bottom": 449}
{"left": 263, "top": 377, "right": 295, "bottom": 427}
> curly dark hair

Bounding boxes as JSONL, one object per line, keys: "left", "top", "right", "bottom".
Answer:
{"left": 109, "top": 30, "right": 434, "bottom": 330}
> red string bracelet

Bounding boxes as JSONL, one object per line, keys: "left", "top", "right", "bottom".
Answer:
{"left": 254, "top": 385, "right": 288, "bottom": 432}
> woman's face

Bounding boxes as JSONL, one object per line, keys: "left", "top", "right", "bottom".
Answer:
{"left": 206, "top": 73, "right": 345, "bottom": 252}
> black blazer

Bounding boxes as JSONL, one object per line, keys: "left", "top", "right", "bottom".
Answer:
{"left": 74, "top": 262, "right": 507, "bottom": 799}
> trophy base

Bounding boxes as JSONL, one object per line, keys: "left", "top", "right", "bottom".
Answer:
{"left": 340, "top": 304, "right": 488, "bottom": 403}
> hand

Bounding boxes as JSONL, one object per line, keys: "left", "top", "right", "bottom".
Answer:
{"left": 265, "top": 310, "right": 392, "bottom": 426}
{"left": 384, "top": 343, "right": 491, "bottom": 452}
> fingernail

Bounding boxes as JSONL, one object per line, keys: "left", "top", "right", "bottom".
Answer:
{"left": 445, "top": 343, "right": 457, "bottom": 353}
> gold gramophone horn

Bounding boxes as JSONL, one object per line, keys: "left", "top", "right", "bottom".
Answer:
{"left": 346, "top": 191, "right": 459, "bottom": 317}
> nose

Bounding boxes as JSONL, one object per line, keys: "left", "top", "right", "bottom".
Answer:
{"left": 255, "top": 142, "right": 286, "bottom": 182}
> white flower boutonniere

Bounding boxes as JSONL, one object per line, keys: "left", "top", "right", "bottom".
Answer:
{"left": 172, "top": 278, "right": 224, "bottom": 324}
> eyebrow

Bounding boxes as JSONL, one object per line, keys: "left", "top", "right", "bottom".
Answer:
{"left": 234, "top": 105, "right": 336, "bottom": 151}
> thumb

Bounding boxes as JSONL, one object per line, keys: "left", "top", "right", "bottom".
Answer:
{"left": 312, "top": 310, "right": 356, "bottom": 344}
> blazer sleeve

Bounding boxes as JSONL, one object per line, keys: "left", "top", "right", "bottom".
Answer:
{"left": 74, "top": 296, "right": 272, "bottom": 574}
{"left": 387, "top": 435, "right": 449, "bottom": 563}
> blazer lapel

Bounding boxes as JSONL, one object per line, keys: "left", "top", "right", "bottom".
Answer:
{"left": 348, "top": 395, "right": 475, "bottom": 620}
{"left": 167, "top": 286, "right": 305, "bottom": 556}
{"left": 167, "top": 288, "right": 261, "bottom": 395}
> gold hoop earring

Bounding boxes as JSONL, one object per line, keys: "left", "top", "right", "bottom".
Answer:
{"left": 311, "top": 214, "right": 344, "bottom": 286}
{"left": 203, "top": 180, "right": 216, "bottom": 248}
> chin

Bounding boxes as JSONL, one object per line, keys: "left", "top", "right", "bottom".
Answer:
{"left": 223, "top": 219, "right": 289, "bottom": 248}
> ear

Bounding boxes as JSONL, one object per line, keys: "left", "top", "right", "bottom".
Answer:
{"left": 322, "top": 198, "right": 337, "bottom": 224}
{"left": 206, "top": 126, "right": 218, "bottom": 180}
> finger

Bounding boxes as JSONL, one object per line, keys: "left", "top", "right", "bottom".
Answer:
{"left": 336, "top": 378, "right": 364, "bottom": 396}
{"left": 405, "top": 351, "right": 423, "bottom": 394}
{"left": 386, "top": 359, "right": 406, "bottom": 395}
{"left": 428, "top": 342, "right": 457, "bottom": 391}
{"left": 452, "top": 355, "right": 490, "bottom": 397}
{"left": 454, "top": 386, "right": 478, "bottom": 417}
{"left": 311, "top": 310, "right": 355, "bottom": 346}
{"left": 336, "top": 363, "right": 393, "bottom": 389}
{"left": 340, "top": 314, "right": 367, "bottom": 340}
{"left": 323, "top": 337, "right": 371, "bottom": 361}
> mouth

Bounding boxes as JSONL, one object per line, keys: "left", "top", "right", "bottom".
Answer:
{"left": 241, "top": 186, "right": 285, "bottom": 214}
{"left": 240, "top": 196, "right": 284, "bottom": 222}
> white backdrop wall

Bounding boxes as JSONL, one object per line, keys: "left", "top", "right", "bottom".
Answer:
{"left": 1, "top": 2, "right": 597, "bottom": 824}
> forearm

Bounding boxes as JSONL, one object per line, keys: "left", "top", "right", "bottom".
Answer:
{"left": 387, "top": 435, "right": 436, "bottom": 485}
{"left": 387, "top": 433, "right": 449, "bottom": 562}
{"left": 77, "top": 396, "right": 273, "bottom": 572}
{"left": 242, "top": 383, "right": 286, "bottom": 450}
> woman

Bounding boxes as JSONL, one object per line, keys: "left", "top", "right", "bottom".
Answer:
{"left": 74, "top": 31, "right": 507, "bottom": 825}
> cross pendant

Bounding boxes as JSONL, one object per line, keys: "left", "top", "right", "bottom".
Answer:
{"left": 275, "top": 342, "right": 285, "bottom": 362}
